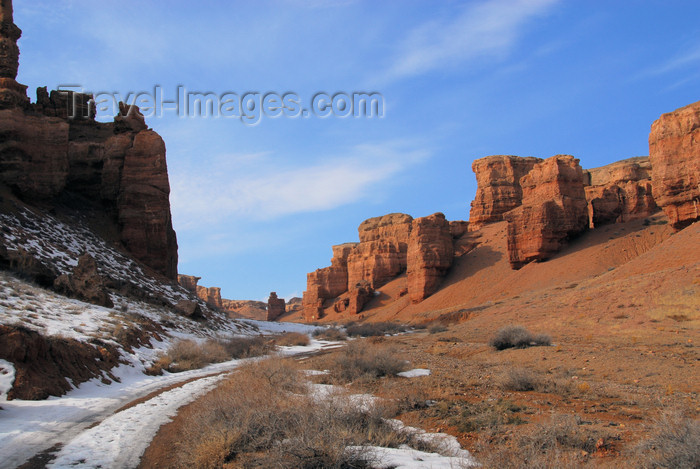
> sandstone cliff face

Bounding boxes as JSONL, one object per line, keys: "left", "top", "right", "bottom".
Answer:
{"left": 469, "top": 155, "right": 543, "bottom": 230}
{"left": 177, "top": 274, "right": 201, "bottom": 293}
{"left": 347, "top": 213, "right": 413, "bottom": 288}
{"left": 407, "top": 213, "right": 454, "bottom": 303}
{"left": 266, "top": 292, "right": 285, "bottom": 321}
{"left": 649, "top": 100, "right": 700, "bottom": 229}
{"left": 196, "top": 285, "right": 223, "bottom": 310}
{"left": 0, "top": 3, "right": 178, "bottom": 279}
{"left": 583, "top": 157, "right": 658, "bottom": 228}
{"left": 506, "top": 155, "right": 589, "bottom": 269}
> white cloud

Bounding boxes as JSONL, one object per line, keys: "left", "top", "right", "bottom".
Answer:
{"left": 170, "top": 140, "right": 430, "bottom": 230}
{"left": 640, "top": 46, "right": 700, "bottom": 77}
{"left": 379, "top": 0, "right": 559, "bottom": 83}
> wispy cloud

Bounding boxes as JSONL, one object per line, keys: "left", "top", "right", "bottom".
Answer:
{"left": 170, "top": 140, "right": 431, "bottom": 229}
{"left": 639, "top": 46, "right": 700, "bottom": 77}
{"left": 379, "top": 0, "right": 559, "bottom": 83}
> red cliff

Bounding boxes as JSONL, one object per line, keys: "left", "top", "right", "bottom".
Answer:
{"left": 407, "top": 213, "right": 454, "bottom": 303}
{"left": 649, "top": 100, "right": 700, "bottom": 229}
{"left": 506, "top": 155, "right": 589, "bottom": 269}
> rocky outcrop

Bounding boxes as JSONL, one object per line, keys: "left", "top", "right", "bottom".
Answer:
{"left": 583, "top": 157, "right": 658, "bottom": 227}
{"left": 506, "top": 155, "right": 589, "bottom": 269}
{"left": 0, "top": 0, "right": 28, "bottom": 109}
{"left": 177, "top": 274, "right": 201, "bottom": 293}
{"left": 266, "top": 292, "right": 285, "bottom": 321}
{"left": 407, "top": 213, "right": 454, "bottom": 303}
{"left": 649, "top": 100, "right": 700, "bottom": 229}
{"left": 196, "top": 285, "right": 222, "bottom": 310}
{"left": 53, "top": 253, "right": 113, "bottom": 308}
{"left": 469, "top": 155, "right": 543, "bottom": 230}
{"left": 0, "top": 324, "right": 120, "bottom": 400}
{"left": 347, "top": 213, "right": 413, "bottom": 288}
{"left": 0, "top": 1, "right": 178, "bottom": 279}
{"left": 302, "top": 242, "right": 357, "bottom": 321}
{"left": 221, "top": 299, "right": 267, "bottom": 320}
{"left": 334, "top": 280, "right": 374, "bottom": 315}
{"left": 174, "top": 300, "right": 204, "bottom": 319}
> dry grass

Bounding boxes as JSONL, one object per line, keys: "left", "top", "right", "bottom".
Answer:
{"left": 150, "top": 336, "right": 272, "bottom": 374}
{"left": 345, "top": 322, "right": 408, "bottom": 337}
{"left": 273, "top": 331, "right": 311, "bottom": 347}
{"left": 172, "top": 358, "right": 437, "bottom": 468}
{"left": 489, "top": 325, "right": 551, "bottom": 350}
{"left": 329, "top": 341, "right": 409, "bottom": 382}
{"left": 633, "top": 409, "right": 700, "bottom": 469}
{"left": 312, "top": 327, "right": 348, "bottom": 341}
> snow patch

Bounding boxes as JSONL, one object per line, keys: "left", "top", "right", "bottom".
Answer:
{"left": 348, "top": 445, "right": 476, "bottom": 468}
{"left": 398, "top": 368, "right": 431, "bottom": 378}
{"left": 0, "top": 359, "right": 15, "bottom": 401}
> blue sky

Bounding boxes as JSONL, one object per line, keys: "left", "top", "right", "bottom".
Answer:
{"left": 14, "top": 0, "right": 700, "bottom": 301}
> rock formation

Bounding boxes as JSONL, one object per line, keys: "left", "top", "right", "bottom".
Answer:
{"left": 0, "top": 1, "right": 178, "bottom": 279}
{"left": 583, "top": 157, "right": 658, "bottom": 228}
{"left": 174, "top": 300, "right": 204, "bottom": 319}
{"left": 53, "top": 253, "right": 113, "bottom": 308}
{"left": 506, "top": 155, "right": 589, "bottom": 269}
{"left": 221, "top": 299, "right": 267, "bottom": 320}
{"left": 196, "top": 285, "right": 222, "bottom": 310}
{"left": 266, "top": 292, "right": 285, "bottom": 321}
{"left": 347, "top": 213, "right": 413, "bottom": 288}
{"left": 177, "top": 274, "right": 201, "bottom": 293}
{"left": 469, "top": 155, "right": 543, "bottom": 230}
{"left": 649, "top": 100, "right": 700, "bottom": 229}
{"left": 0, "top": 0, "right": 28, "bottom": 108}
{"left": 407, "top": 213, "right": 454, "bottom": 303}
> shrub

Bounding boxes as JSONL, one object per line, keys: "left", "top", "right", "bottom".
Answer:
{"left": 331, "top": 342, "right": 408, "bottom": 382}
{"left": 173, "top": 358, "right": 434, "bottom": 468}
{"left": 274, "top": 332, "right": 311, "bottom": 347}
{"left": 429, "top": 324, "right": 449, "bottom": 334}
{"left": 159, "top": 336, "right": 271, "bottom": 373}
{"left": 633, "top": 409, "right": 700, "bottom": 469}
{"left": 312, "top": 327, "right": 348, "bottom": 341}
{"left": 346, "top": 322, "right": 408, "bottom": 337}
{"left": 489, "top": 326, "right": 551, "bottom": 350}
{"left": 221, "top": 335, "right": 271, "bottom": 359}
{"left": 499, "top": 367, "right": 540, "bottom": 392}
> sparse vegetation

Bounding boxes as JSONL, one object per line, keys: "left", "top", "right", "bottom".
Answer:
{"left": 312, "top": 327, "right": 348, "bottom": 341}
{"left": 489, "top": 325, "right": 551, "bottom": 350}
{"left": 173, "top": 358, "right": 437, "bottom": 469}
{"left": 330, "top": 341, "right": 409, "bottom": 382}
{"left": 345, "top": 321, "right": 408, "bottom": 337}
{"left": 429, "top": 324, "right": 449, "bottom": 334}
{"left": 151, "top": 336, "right": 272, "bottom": 374}
{"left": 273, "top": 331, "right": 311, "bottom": 347}
{"left": 633, "top": 409, "right": 700, "bottom": 469}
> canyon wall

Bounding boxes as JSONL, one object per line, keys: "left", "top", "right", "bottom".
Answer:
{"left": 649, "top": 100, "right": 700, "bottom": 229}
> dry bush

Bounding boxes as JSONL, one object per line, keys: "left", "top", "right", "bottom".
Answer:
{"left": 274, "top": 331, "right": 311, "bottom": 347}
{"left": 499, "top": 367, "right": 541, "bottom": 392}
{"left": 478, "top": 414, "right": 604, "bottom": 469}
{"left": 330, "top": 341, "right": 409, "bottom": 382}
{"left": 313, "top": 327, "right": 348, "bottom": 341}
{"left": 633, "top": 409, "right": 700, "bottom": 469}
{"left": 345, "top": 322, "right": 408, "bottom": 337}
{"left": 429, "top": 324, "right": 449, "bottom": 334}
{"left": 489, "top": 326, "right": 551, "bottom": 350}
{"left": 220, "top": 335, "right": 271, "bottom": 359}
{"left": 432, "top": 399, "right": 525, "bottom": 433}
{"left": 173, "top": 358, "right": 433, "bottom": 469}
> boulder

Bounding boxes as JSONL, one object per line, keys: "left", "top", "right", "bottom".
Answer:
{"left": 53, "top": 253, "right": 113, "bottom": 307}
{"left": 649, "top": 100, "right": 700, "bottom": 229}
{"left": 407, "top": 213, "right": 454, "bottom": 303}
{"left": 469, "top": 155, "right": 543, "bottom": 230}
{"left": 506, "top": 155, "right": 589, "bottom": 269}
{"left": 174, "top": 300, "right": 204, "bottom": 319}
{"left": 266, "top": 292, "right": 285, "bottom": 321}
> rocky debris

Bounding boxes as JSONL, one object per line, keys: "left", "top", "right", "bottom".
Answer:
{"left": 649, "top": 100, "right": 700, "bottom": 229}
{"left": 506, "top": 155, "right": 589, "bottom": 269}
{"left": 334, "top": 280, "right": 375, "bottom": 315}
{"left": 347, "top": 214, "right": 413, "bottom": 288}
{"left": 583, "top": 157, "right": 658, "bottom": 228}
{"left": 177, "top": 274, "right": 201, "bottom": 293}
{"left": 407, "top": 213, "right": 454, "bottom": 303}
{"left": 174, "top": 299, "right": 204, "bottom": 320}
{"left": 266, "top": 292, "right": 285, "bottom": 321}
{"left": 0, "top": 0, "right": 28, "bottom": 109}
{"left": 469, "top": 155, "right": 543, "bottom": 230}
{"left": 195, "top": 285, "right": 222, "bottom": 309}
{"left": 53, "top": 253, "right": 113, "bottom": 308}
{"left": 0, "top": 242, "right": 58, "bottom": 287}
{"left": 0, "top": 324, "right": 120, "bottom": 400}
